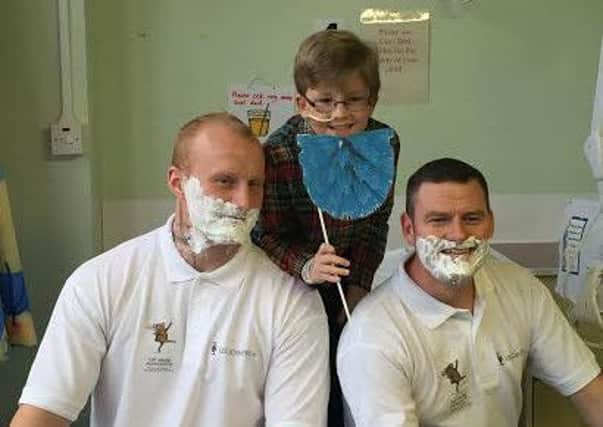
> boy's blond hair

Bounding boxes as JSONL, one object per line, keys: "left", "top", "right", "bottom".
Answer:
{"left": 294, "top": 30, "right": 380, "bottom": 103}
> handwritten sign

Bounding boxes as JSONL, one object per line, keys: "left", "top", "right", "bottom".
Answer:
{"left": 227, "top": 84, "right": 295, "bottom": 143}
{"left": 361, "top": 10, "right": 430, "bottom": 104}
{"left": 377, "top": 28, "right": 419, "bottom": 74}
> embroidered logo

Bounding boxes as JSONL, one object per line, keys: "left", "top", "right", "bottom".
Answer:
{"left": 442, "top": 359, "right": 466, "bottom": 392}
{"left": 143, "top": 320, "right": 177, "bottom": 373}
{"left": 210, "top": 339, "right": 257, "bottom": 359}
{"left": 149, "top": 321, "right": 176, "bottom": 353}
{"left": 495, "top": 348, "right": 525, "bottom": 366}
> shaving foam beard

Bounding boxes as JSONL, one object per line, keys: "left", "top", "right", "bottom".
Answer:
{"left": 182, "top": 177, "right": 259, "bottom": 254}
{"left": 415, "top": 236, "right": 489, "bottom": 287}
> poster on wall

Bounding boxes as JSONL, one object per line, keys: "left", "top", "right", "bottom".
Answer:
{"left": 360, "top": 9, "right": 430, "bottom": 104}
{"left": 227, "top": 82, "right": 295, "bottom": 143}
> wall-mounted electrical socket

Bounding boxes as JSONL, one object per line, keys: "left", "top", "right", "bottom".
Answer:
{"left": 50, "top": 117, "right": 83, "bottom": 156}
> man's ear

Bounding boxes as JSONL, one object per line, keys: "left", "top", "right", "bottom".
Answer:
{"left": 486, "top": 209, "right": 495, "bottom": 240}
{"left": 167, "top": 166, "right": 185, "bottom": 198}
{"left": 401, "top": 212, "right": 416, "bottom": 247}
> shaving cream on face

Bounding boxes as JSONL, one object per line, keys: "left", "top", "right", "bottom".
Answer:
{"left": 415, "top": 236, "right": 489, "bottom": 287}
{"left": 182, "top": 176, "right": 259, "bottom": 254}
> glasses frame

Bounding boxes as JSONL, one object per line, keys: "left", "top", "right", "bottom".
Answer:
{"left": 302, "top": 93, "right": 372, "bottom": 117}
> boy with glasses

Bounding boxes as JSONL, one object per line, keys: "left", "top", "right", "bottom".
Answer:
{"left": 252, "top": 29, "right": 400, "bottom": 427}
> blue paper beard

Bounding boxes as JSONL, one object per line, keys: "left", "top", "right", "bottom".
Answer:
{"left": 297, "top": 128, "right": 395, "bottom": 220}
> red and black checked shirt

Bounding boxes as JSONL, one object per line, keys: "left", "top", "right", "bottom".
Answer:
{"left": 252, "top": 115, "right": 401, "bottom": 293}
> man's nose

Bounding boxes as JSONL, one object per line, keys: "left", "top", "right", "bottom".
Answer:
{"left": 447, "top": 220, "right": 469, "bottom": 242}
{"left": 232, "top": 184, "right": 262, "bottom": 210}
{"left": 232, "top": 186, "right": 252, "bottom": 209}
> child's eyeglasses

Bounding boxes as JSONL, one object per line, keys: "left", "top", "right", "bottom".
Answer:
{"left": 303, "top": 94, "right": 371, "bottom": 117}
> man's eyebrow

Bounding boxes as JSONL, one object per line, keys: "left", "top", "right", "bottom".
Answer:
{"left": 422, "top": 210, "right": 487, "bottom": 219}
{"left": 423, "top": 210, "right": 450, "bottom": 217}
{"left": 209, "top": 171, "right": 237, "bottom": 178}
{"left": 463, "top": 210, "right": 487, "bottom": 216}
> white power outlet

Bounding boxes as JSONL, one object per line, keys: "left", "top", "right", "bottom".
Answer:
{"left": 51, "top": 118, "right": 83, "bottom": 156}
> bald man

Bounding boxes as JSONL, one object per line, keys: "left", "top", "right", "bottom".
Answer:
{"left": 12, "top": 113, "right": 329, "bottom": 427}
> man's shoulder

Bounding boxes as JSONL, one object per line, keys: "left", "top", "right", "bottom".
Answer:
{"left": 344, "top": 275, "right": 403, "bottom": 334}
{"left": 246, "top": 245, "right": 312, "bottom": 293}
{"left": 480, "top": 256, "right": 539, "bottom": 283}
{"left": 360, "top": 277, "right": 399, "bottom": 312}
{"left": 69, "top": 226, "right": 163, "bottom": 284}
{"left": 339, "top": 275, "right": 411, "bottom": 361}
{"left": 245, "top": 245, "right": 325, "bottom": 315}
{"left": 478, "top": 256, "right": 546, "bottom": 299}
{"left": 246, "top": 244, "right": 293, "bottom": 280}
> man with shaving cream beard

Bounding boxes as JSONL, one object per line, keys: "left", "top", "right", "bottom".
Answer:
{"left": 337, "top": 158, "right": 603, "bottom": 427}
{"left": 12, "top": 113, "right": 329, "bottom": 427}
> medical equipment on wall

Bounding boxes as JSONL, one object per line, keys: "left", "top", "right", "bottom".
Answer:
{"left": 556, "top": 36, "right": 603, "bottom": 349}
{"left": 50, "top": 0, "right": 87, "bottom": 156}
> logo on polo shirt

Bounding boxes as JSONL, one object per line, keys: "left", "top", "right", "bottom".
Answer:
{"left": 143, "top": 320, "right": 177, "bottom": 373}
{"left": 148, "top": 321, "right": 176, "bottom": 353}
{"left": 442, "top": 359, "right": 466, "bottom": 391}
{"left": 496, "top": 347, "right": 525, "bottom": 366}
{"left": 441, "top": 359, "right": 471, "bottom": 414}
{"left": 210, "top": 339, "right": 257, "bottom": 359}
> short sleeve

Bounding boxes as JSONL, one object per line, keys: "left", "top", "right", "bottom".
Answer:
{"left": 527, "top": 277, "right": 600, "bottom": 396}
{"left": 264, "top": 284, "right": 330, "bottom": 427}
{"left": 337, "top": 322, "right": 419, "bottom": 427}
{"left": 19, "top": 267, "right": 107, "bottom": 421}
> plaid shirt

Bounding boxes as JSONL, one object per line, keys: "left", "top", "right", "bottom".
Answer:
{"left": 252, "top": 115, "right": 400, "bottom": 294}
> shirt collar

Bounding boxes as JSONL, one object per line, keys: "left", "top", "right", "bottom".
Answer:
{"left": 160, "top": 215, "right": 246, "bottom": 290}
{"left": 393, "top": 251, "right": 492, "bottom": 329}
{"left": 474, "top": 258, "right": 495, "bottom": 297}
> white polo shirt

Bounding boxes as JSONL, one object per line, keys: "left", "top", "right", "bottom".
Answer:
{"left": 20, "top": 217, "right": 329, "bottom": 427}
{"left": 337, "top": 255, "right": 600, "bottom": 427}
